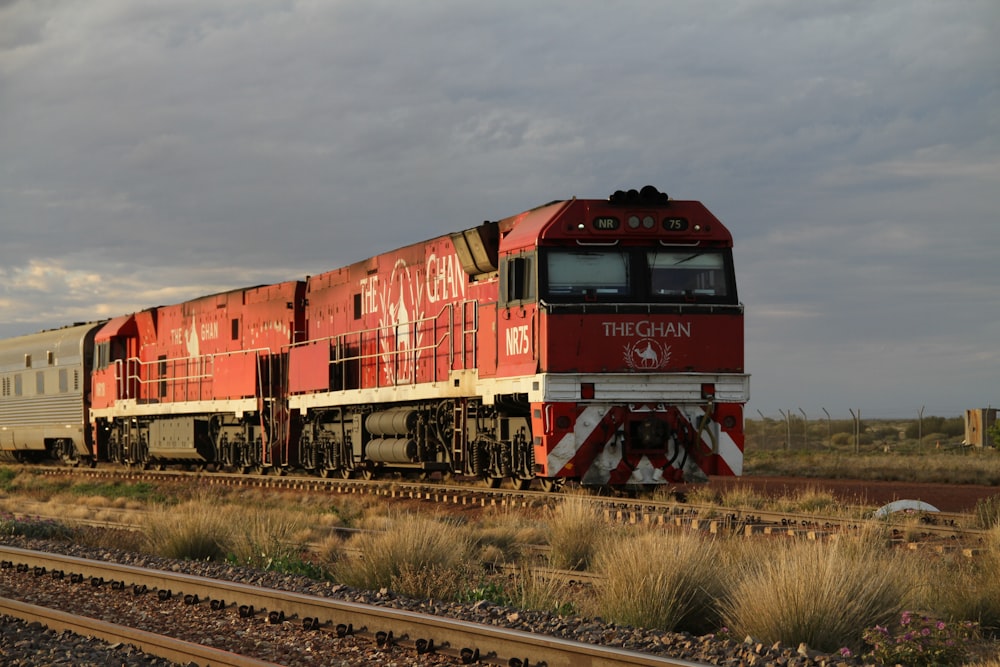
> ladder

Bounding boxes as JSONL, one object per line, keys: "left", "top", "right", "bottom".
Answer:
{"left": 452, "top": 399, "right": 469, "bottom": 469}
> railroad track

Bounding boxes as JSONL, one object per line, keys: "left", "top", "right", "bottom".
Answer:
{"left": 0, "top": 596, "right": 281, "bottom": 667}
{"left": 0, "top": 545, "right": 711, "bottom": 667}
{"left": 4, "top": 467, "right": 992, "bottom": 664}
{"left": 8, "top": 500, "right": 985, "bottom": 565}
{"left": 20, "top": 465, "right": 991, "bottom": 551}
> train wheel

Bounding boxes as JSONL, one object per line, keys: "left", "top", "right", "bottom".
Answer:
{"left": 483, "top": 476, "right": 503, "bottom": 488}
{"left": 539, "top": 477, "right": 564, "bottom": 493}
{"left": 51, "top": 439, "right": 79, "bottom": 467}
{"left": 512, "top": 478, "right": 532, "bottom": 491}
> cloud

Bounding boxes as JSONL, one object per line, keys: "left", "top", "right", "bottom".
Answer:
{"left": 0, "top": 0, "right": 997, "bottom": 416}
{"left": 8, "top": 259, "right": 100, "bottom": 292}
{"left": 0, "top": 255, "right": 299, "bottom": 337}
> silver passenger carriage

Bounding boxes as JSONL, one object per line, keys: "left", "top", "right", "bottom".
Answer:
{"left": 0, "top": 322, "right": 104, "bottom": 465}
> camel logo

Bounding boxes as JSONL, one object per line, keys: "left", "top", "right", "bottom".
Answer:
{"left": 623, "top": 338, "right": 671, "bottom": 370}
{"left": 184, "top": 320, "right": 199, "bottom": 358}
{"left": 378, "top": 258, "right": 425, "bottom": 384}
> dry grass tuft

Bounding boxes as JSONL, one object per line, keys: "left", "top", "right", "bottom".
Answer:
{"left": 310, "top": 534, "right": 347, "bottom": 567}
{"left": 334, "top": 512, "right": 475, "bottom": 599}
{"left": 718, "top": 485, "right": 770, "bottom": 510}
{"left": 773, "top": 485, "right": 841, "bottom": 514}
{"left": 966, "top": 659, "right": 1000, "bottom": 667}
{"left": 225, "top": 506, "right": 313, "bottom": 570}
{"left": 687, "top": 481, "right": 864, "bottom": 518}
{"left": 472, "top": 507, "right": 546, "bottom": 566}
{"left": 721, "top": 528, "right": 911, "bottom": 652}
{"left": 919, "top": 525, "right": 1000, "bottom": 638}
{"left": 975, "top": 494, "right": 1000, "bottom": 529}
{"left": 509, "top": 564, "right": 578, "bottom": 614}
{"left": 545, "top": 495, "right": 610, "bottom": 571}
{"left": 142, "top": 496, "right": 231, "bottom": 561}
{"left": 592, "top": 529, "right": 723, "bottom": 634}
{"left": 682, "top": 484, "right": 722, "bottom": 505}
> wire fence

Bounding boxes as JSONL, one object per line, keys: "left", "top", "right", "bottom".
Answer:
{"left": 743, "top": 409, "right": 992, "bottom": 452}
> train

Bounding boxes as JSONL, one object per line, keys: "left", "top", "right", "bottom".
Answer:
{"left": 0, "top": 186, "right": 747, "bottom": 489}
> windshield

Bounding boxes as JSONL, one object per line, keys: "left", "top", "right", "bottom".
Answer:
{"left": 648, "top": 250, "right": 729, "bottom": 298}
{"left": 546, "top": 250, "right": 631, "bottom": 297}
{"left": 542, "top": 248, "right": 734, "bottom": 303}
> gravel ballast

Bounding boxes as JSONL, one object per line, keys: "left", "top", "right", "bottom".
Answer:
{"left": 0, "top": 535, "right": 906, "bottom": 666}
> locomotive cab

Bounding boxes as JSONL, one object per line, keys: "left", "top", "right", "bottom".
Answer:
{"left": 492, "top": 186, "right": 747, "bottom": 487}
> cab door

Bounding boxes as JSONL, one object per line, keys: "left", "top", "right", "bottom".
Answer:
{"left": 496, "top": 252, "right": 538, "bottom": 377}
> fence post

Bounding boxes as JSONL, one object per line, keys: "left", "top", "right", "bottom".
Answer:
{"left": 849, "top": 408, "right": 861, "bottom": 453}
{"left": 778, "top": 409, "right": 791, "bottom": 450}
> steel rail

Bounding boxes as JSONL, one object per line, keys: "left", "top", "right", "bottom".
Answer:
{"left": 0, "top": 545, "right": 712, "bottom": 667}
{"left": 0, "top": 596, "right": 282, "bottom": 667}
{"left": 30, "top": 464, "right": 988, "bottom": 544}
{"left": 29, "top": 463, "right": 991, "bottom": 548}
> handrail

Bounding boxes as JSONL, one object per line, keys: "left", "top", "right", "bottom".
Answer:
{"left": 287, "top": 299, "right": 478, "bottom": 391}
{"left": 108, "top": 299, "right": 480, "bottom": 403}
{"left": 111, "top": 347, "right": 273, "bottom": 404}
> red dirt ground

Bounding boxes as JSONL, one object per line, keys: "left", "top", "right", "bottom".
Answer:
{"left": 698, "top": 476, "right": 999, "bottom": 513}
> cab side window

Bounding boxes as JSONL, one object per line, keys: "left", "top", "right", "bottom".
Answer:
{"left": 500, "top": 253, "right": 536, "bottom": 306}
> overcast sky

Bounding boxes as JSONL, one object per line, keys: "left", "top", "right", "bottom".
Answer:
{"left": 1, "top": 1, "right": 997, "bottom": 420}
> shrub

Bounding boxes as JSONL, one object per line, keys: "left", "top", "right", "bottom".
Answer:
{"left": 225, "top": 506, "right": 312, "bottom": 571}
{"left": 69, "top": 481, "right": 164, "bottom": 503}
{"left": 325, "top": 496, "right": 378, "bottom": 528}
{"left": 142, "top": 499, "right": 230, "bottom": 561}
{"left": 390, "top": 560, "right": 472, "bottom": 600}
{"left": 905, "top": 416, "right": 965, "bottom": 439}
{"left": 335, "top": 513, "right": 474, "bottom": 599}
{"left": 682, "top": 484, "right": 722, "bottom": 505}
{"left": 3, "top": 471, "right": 71, "bottom": 497}
{"left": 975, "top": 495, "right": 1000, "bottom": 529}
{"left": 863, "top": 612, "right": 978, "bottom": 667}
{"left": 773, "top": 485, "right": 841, "bottom": 514}
{"left": 546, "top": 495, "right": 609, "bottom": 571}
{"left": 718, "top": 485, "right": 769, "bottom": 510}
{"left": 471, "top": 509, "right": 539, "bottom": 567}
{"left": 311, "top": 534, "right": 346, "bottom": 568}
{"left": 511, "top": 565, "right": 577, "bottom": 616}
{"left": 0, "top": 467, "right": 17, "bottom": 491}
{"left": 924, "top": 529, "right": 1000, "bottom": 638}
{"left": 831, "top": 432, "right": 852, "bottom": 447}
{"left": 721, "top": 529, "right": 909, "bottom": 652}
{"left": 593, "top": 530, "right": 723, "bottom": 634}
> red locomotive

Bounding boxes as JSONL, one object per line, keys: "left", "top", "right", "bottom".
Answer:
{"left": 89, "top": 281, "right": 306, "bottom": 472}
{"left": 1, "top": 186, "right": 747, "bottom": 488}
